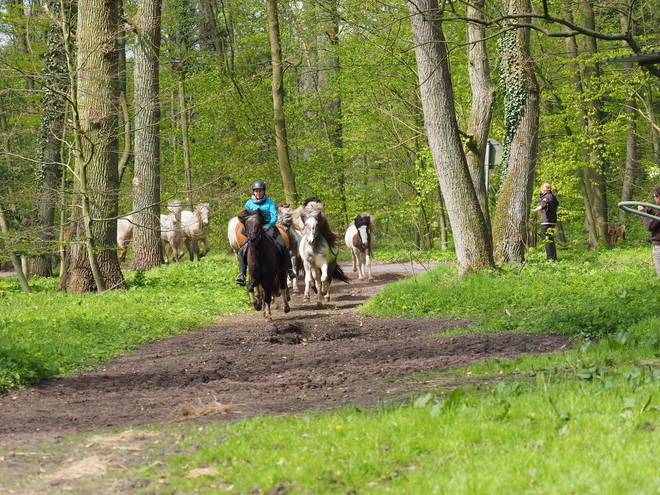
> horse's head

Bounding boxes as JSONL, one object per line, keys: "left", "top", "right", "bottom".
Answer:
{"left": 353, "top": 214, "right": 373, "bottom": 249}
{"left": 167, "top": 200, "right": 182, "bottom": 223}
{"left": 196, "top": 203, "right": 211, "bottom": 227}
{"left": 240, "top": 209, "right": 266, "bottom": 244}
{"left": 301, "top": 209, "right": 322, "bottom": 246}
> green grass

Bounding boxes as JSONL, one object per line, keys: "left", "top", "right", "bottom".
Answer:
{"left": 0, "top": 254, "right": 248, "bottom": 392}
{"left": 361, "top": 247, "right": 660, "bottom": 339}
{"left": 86, "top": 348, "right": 660, "bottom": 494}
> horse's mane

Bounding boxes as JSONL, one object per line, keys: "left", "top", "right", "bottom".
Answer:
{"left": 238, "top": 208, "right": 266, "bottom": 225}
{"left": 354, "top": 213, "right": 375, "bottom": 233}
{"left": 302, "top": 197, "right": 324, "bottom": 209}
{"left": 302, "top": 208, "right": 339, "bottom": 248}
{"left": 276, "top": 203, "right": 293, "bottom": 229}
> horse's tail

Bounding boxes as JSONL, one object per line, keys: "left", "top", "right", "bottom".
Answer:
{"left": 332, "top": 263, "right": 350, "bottom": 284}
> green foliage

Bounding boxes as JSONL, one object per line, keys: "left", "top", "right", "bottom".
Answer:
{"left": 0, "top": 255, "right": 249, "bottom": 393}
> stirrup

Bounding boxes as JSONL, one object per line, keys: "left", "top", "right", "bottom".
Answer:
{"left": 235, "top": 274, "right": 246, "bottom": 286}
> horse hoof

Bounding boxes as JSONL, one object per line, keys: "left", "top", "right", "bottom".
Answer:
{"left": 316, "top": 301, "right": 323, "bottom": 308}
{"left": 303, "top": 295, "right": 310, "bottom": 302}
{"left": 284, "top": 305, "right": 291, "bottom": 313}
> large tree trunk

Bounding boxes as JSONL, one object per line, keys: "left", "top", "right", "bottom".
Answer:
{"left": 492, "top": 0, "right": 540, "bottom": 264}
{"left": 408, "top": 0, "right": 494, "bottom": 274}
{"left": 131, "top": 0, "right": 162, "bottom": 270}
{"left": 266, "top": 0, "right": 296, "bottom": 205}
{"left": 464, "top": 0, "right": 495, "bottom": 235}
{"left": 59, "top": 0, "right": 126, "bottom": 293}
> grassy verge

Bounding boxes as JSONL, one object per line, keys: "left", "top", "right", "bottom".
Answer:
{"left": 361, "top": 247, "right": 660, "bottom": 340}
{"left": 0, "top": 254, "right": 248, "bottom": 392}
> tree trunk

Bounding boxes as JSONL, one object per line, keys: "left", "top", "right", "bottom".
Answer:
{"left": 492, "top": 0, "right": 540, "bottom": 264}
{"left": 266, "top": 0, "right": 296, "bottom": 205}
{"left": 59, "top": 0, "right": 126, "bottom": 293}
{"left": 197, "top": 0, "right": 226, "bottom": 58}
{"left": 31, "top": 1, "right": 70, "bottom": 278}
{"left": 576, "top": 0, "right": 609, "bottom": 246}
{"left": 619, "top": 65, "right": 639, "bottom": 223}
{"left": 408, "top": 0, "right": 494, "bottom": 274}
{"left": 131, "top": 0, "right": 162, "bottom": 270}
{"left": 464, "top": 0, "right": 495, "bottom": 235}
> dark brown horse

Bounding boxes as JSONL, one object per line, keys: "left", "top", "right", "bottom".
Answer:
{"left": 237, "top": 208, "right": 290, "bottom": 319}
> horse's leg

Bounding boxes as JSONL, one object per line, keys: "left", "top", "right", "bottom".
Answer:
{"left": 199, "top": 237, "right": 209, "bottom": 259}
{"left": 351, "top": 248, "right": 358, "bottom": 272}
{"left": 319, "top": 262, "right": 330, "bottom": 296}
{"left": 302, "top": 260, "right": 313, "bottom": 302}
{"left": 315, "top": 266, "right": 324, "bottom": 307}
{"left": 192, "top": 238, "right": 201, "bottom": 261}
{"left": 263, "top": 287, "right": 272, "bottom": 320}
{"left": 249, "top": 286, "right": 263, "bottom": 312}
{"left": 282, "top": 285, "right": 290, "bottom": 312}
{"left": 360, "top": 251, "right": 369, "bottom": 280}
{"left": 365, "top": 250, "right": 373, "bottom": 281}
{"left": 184, "top": 237, "right": 194, "bottom": 262}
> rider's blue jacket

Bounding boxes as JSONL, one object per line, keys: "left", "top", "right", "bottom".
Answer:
{"left": 244, "top": 196, "right": 278, "bottom": 228}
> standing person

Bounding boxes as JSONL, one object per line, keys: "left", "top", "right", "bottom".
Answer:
{"left": 235, "top": 180, "right": 296, "bottom": 286}
{"left": 530, "top": 182, "right": 559, "bottom": 261}
{"left": 637, "top": 187, "right": 660, "bottom": 280}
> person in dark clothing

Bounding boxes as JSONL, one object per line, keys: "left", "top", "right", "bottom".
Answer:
{"left": 637, "top": 186, "right": 660, "bottom": 280}
{"left": 531, "top": 182, "right": 559, "bottom": 261}
{"left": 235, "top": 180, "right": 296, "bottom": 286}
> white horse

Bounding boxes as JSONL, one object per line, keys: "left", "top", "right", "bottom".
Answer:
{"left": 299, "top": 208, "right": 349, "bottom": 307}
{"left": 117, "top": 215, "right": 133, "bottom": 262}
{"left": 182, "top": 203, "right": 211, "bottom": 261}
{"left": 160, "top": 201, "right": 184, "bottom": 263}
{"left": 344, "top": 213, "right": 375, "bottom": 281}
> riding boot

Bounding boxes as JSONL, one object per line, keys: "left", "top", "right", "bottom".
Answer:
{"left": 235, "top": 243, "right": 248, "bottom": 285}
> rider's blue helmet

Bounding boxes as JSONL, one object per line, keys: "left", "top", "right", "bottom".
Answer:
{"left": 252, "top": 180, "right": 266, "bottom": 191}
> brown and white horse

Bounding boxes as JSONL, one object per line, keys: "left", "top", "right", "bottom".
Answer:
{"left": 299, "top": 208, "right": 349, "bottom": 307}
{"left": 344, "top": 213, "right": 375, "bottom": 281}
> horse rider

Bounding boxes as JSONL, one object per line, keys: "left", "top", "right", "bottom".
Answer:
{"left": 235, "top": 180, "right": 297, "bottom": 286}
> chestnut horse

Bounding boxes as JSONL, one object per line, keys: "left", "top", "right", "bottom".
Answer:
{"left": 237, "top": 208, "right": 290, "bottom": 319}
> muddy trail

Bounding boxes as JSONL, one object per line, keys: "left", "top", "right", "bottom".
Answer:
{"left": 0, "top": 265, "right": 571, "bottom": 448}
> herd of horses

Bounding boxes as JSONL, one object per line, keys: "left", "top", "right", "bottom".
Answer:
{"left": 228, "top": 200, "right": 375, "bottom": 320}
{"left": 117, "top": 199, "right": 375, "bottom": 320}
{"left": 116, "top": 202, "right": 212, "bottom": 264}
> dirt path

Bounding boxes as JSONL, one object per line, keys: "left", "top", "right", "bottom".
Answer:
{"left": 0, "top": 266, "right": 570, "bottom": 448}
